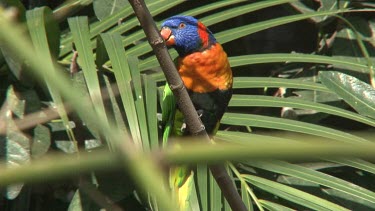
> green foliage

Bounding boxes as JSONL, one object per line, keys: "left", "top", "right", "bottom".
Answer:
{"left": 0, "top": 0, "right": 375, "bottom": 210}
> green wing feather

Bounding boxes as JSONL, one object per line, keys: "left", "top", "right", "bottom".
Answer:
{"left": 162, "top": 83, "right": 197, "bottom": 211}
{"left": 162, "top": 83, "right": 188, "bottom": 185}
{"left": 161, "top": 83, "right": 176, "bottom": 147}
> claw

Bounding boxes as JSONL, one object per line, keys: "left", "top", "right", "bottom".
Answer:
{"left": 197, "top": 109, "right": 204, "bottom": 118}
{"left": 181, "top": 122, "right": 187, "bottom": 133}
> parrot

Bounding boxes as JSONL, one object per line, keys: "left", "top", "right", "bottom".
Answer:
{"left": 160, "top": 15, "right": 233, "bottom": 209}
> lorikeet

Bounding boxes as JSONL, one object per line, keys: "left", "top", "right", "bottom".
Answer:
{"left": 160, "top": 15, "right": 232, "bottom": 208}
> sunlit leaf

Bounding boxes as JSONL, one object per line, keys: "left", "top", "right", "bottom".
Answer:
{"left": 1, "top": 87, "right": 31, "bottom": 199}
{"left": 259, "top": 199, "right": 295, "bottom": 211}
{"left": 31, "top": 124, "right": 51, "bottom": 158}
{"left": 55, "top": 141, "right": 78, "bottom": 154}
{"left": 320, "top": 71, "right": 375, "bottom": 119}
{"left": 68, "top": 190, "right": 83, "bottom": 211}
{"left": 233, "top": 77, "right": 332, "bottom": 92}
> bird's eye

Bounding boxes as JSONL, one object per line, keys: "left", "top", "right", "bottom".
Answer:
{"left": 179, "top": 22, "right": 186, "bottom": 29}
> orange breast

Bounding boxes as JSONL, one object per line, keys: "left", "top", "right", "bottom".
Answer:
{"left": 177, "top": 43, "right": 232, "bottom": 93}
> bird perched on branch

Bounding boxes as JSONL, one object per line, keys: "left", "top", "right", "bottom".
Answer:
{"left": 160, "top": 15, "right": 232, "bottom": 209}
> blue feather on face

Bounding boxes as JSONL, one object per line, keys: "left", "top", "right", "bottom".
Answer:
{"left": 161, "top": 15, "right": 216, "bottom": 56}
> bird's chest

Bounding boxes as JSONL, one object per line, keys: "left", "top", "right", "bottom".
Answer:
{"left": 177, "top": 45, "right": 231, "bottom": 93}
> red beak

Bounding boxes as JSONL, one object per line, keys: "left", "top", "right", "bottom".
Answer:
{"left": 160, "top": 27, "right": 175, "bottom": 46}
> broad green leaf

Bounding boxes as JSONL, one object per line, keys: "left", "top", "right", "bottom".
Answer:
{"left": 215, "top": 131, "right": 298, "bottom": 144}
{"left": 68, "top": 16, "right": 109, "bottom": 136}
{"left": 68, "top": 190, "right": 83, "bottom": 211}
{"left": 31, "top": 124, "right": 51, "bottom": 158}
{"left": 84, "top": 139, "right": 102, "bottom": 150}
{"left": 229, "top": 164, "right": 263, "bottom": 211}
{"left": 100, "top": 32, "right": 142, "bottom": 148}
{"left": 209, "top": 171, "right": 222, "bottom": 211}
{"left": 259, "top": 199, "right": 296, "bottom": 211}
{"left": 243, "top": 175, "right": 349, "bottom": 211}
{"left": 0, "top": 12, "right": 29, "bottom": 86}
{"left": 5, "top": 125, "right": 29, "bottom": 200}
{"left": 183, "top": 0, "right": 247, "bottom": 17}
{"left": 128, "top": 56, "right": 150, "bottom": 150}
{"left": 1, "top": 87, "right": 31, "bottom": 199}
{"left": 246, "top": 160, "right": 375, "bottom": 207}
{"left": 185, "top": 174, "right": 201, "bottom": 211}
{"left": 276, "top": 174, "right": 317, "bottom": 187}
{"left": 241, "top": 181, "right": 253, "bottom": 211}
{"left": 200, "top": 0, "right": 298, "bottom": 27}
{"left": 55, "top": 141, "right": 78, "bottom": 154}
{"left": 142, "top": 74, "right": 159, "bottom": 150}
{"left": 223, "top": 131, "right": 375, "bottom": 200}
{"left": 197, "top": 164, "right": 208, "bottom": 211}
{"left": 71, "top": 71, "right": 100, "bottom": 139}
{"left": 292, "top": 90, "right": 341, "bottom": 103}
{"left": 322, "top": 188, "right": 375, "bottom": 210}
{"left": 95, "top": 36, "right": 128, "bottom": 137}
{"left": 95, "top": 34, "right": 109, "bottom": 69}
{"left": 229, "top": 94, "right": 375, "bottom": 127}
{"left": 223, "top": 166, "right": 234, "bottom": 211}
{"left": 25, "top": 7, "right": 56, "bottom": 59}
{"left": 327, "top": 158, "right": 375, "bottom": 175}
{"left": 101, "top": 72, "right": 129, "bottom": 136}
{"left": 233, "top": 77, "right": 332, "bottom": 92}
{"left": 27, "top": 7, "right": 76, "bottom": 146}
{"left": 221, "top": 113, "right": 368, "bottom": 143}
{"left": 320, "top": 71, "right": 375, "bottom": 119}
{"left": 229, "top": 54, "right": 368, "bottom": 73}
{"left": 60, "top": 2, "right": 134, "bottom": 57}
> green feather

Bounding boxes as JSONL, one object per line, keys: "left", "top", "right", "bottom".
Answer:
{"left": 162, "top": 82, "right": 196, "bottom": 210}
{"left": 162, "top": 83, "right": 176, "bottom": 146}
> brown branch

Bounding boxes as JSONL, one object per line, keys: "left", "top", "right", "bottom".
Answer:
{"left": 0, "top": 82, "right": 121, "bottom": 135}
{"left": 79, "top": 177, "right": 123, "bottom": 211}
{"left": 127, "top": 1, "right": 247, "bottom": 210}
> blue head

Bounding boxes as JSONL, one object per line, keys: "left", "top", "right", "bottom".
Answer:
{"left": 160, "top": 15, "right": 216, "bottom": 57}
